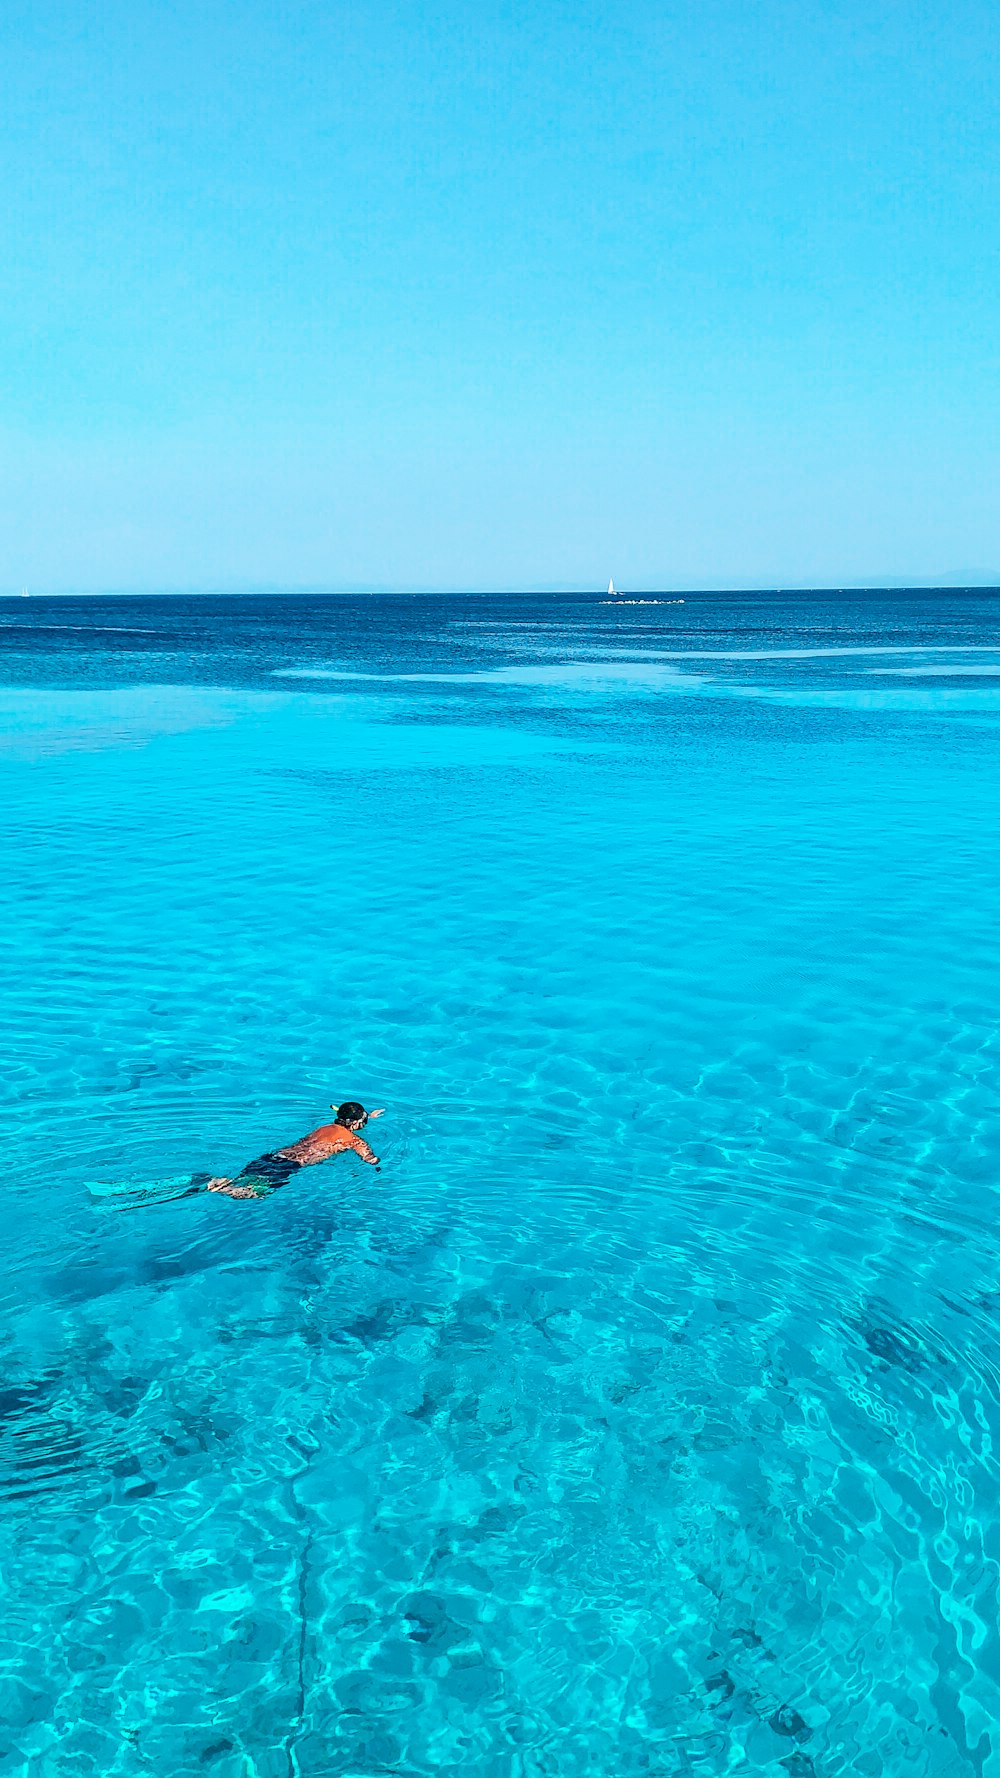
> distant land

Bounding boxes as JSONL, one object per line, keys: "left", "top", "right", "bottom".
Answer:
{"left": 868, "top": 571, "right": 1000, "bottom": 589}
{"left": 3, "top": 575, "right": 1000, "bottom": 598}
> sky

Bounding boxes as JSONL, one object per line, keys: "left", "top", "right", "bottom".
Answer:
{"left": 2, "top": 0, "right": 999, "bottom": 592}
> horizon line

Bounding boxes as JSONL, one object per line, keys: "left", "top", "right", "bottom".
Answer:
{"left": 3, "top": 582, "right": 1000, "bottom": 600}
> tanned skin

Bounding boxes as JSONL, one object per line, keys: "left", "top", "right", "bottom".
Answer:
{"left": 206, "top": 1108, "right": 384, "bottom": 1200}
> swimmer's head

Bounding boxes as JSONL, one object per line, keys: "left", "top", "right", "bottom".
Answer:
{"left": 333, "top": 1100, "right": 367, "bottom": 1130}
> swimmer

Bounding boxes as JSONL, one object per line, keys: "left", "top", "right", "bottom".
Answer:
{"left": 205, "top": 1102, "right": 384, "bottom": 1200}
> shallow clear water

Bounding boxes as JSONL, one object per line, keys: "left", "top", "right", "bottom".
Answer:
{"left": 3, "top": 589, "right": 1000, "bottom": 1778}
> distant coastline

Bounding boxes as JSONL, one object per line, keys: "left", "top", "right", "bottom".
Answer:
{"left": 3, "top": 581, "right": 1000, "bottom": 601}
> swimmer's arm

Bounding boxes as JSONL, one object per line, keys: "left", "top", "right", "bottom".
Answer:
{"left": 349, "top": 1133, "right": 381, "bottom": 1167}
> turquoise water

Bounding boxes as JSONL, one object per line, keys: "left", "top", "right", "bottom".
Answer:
{"left": 3, "top": 590, "right": 1000, "bottom": 1777}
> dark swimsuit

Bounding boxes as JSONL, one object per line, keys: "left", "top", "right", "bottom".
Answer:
{"left": 233, "top": 1150, "right": 304, "bottom": 1192}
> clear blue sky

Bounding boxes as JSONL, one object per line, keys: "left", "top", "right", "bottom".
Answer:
{"left": 3, "top": 0, "right": 998, "bottom": 591}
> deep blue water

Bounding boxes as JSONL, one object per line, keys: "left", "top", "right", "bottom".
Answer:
{"left": 3, "top": 589, "right": 1000, "bottom": 1778}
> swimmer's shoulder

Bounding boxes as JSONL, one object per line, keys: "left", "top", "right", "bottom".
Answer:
{"left": 281, "top": 1121, "right": 348, "bottom": 1160}
{"left": 313, "top": 1120, "right": 346, "bottom": 1142}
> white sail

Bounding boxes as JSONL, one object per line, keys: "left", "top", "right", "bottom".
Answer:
{"left": 608, "top": 578, "right": 616, "bottom": 595}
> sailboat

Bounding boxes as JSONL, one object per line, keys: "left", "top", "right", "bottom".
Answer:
{"left": 608, "top": 577, "right": 617, "bottom": 596}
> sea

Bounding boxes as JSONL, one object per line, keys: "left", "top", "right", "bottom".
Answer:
{"left": 2, "top": 588, "right": 1000, "bottom": 1778}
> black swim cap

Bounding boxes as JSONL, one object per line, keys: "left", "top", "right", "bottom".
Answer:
{"left": 335, "top": 1101, "right": 366, "bottom": 1125}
